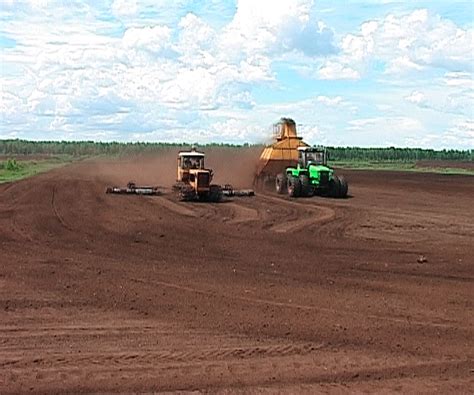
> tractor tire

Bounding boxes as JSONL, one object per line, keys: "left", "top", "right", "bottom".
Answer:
{"left": 275, "top": 173, "right": 287, "bottom": 194}
{"left": 287, "top": 175, "right": 301, "bottom": 198}
{"left": 208, "top": 184, "right": 223, "bottom": 202}
{"left": 176, "top": 183, "right": 196, "bottom": 201}
{"left": 338, "top": 176, "right": 348, "bottom": 198}
{"left": 299, "top": 174, "right": 312, "bottom": 197}
{"left": 329, "top": 176, "right": 341, "bottom": 198}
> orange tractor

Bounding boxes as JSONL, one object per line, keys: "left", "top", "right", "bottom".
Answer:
{"left": 172, "top": 148, "right": 222, "bottom": 201}
{"left": 173, "top": 148, "right": 255, "bottom": 201}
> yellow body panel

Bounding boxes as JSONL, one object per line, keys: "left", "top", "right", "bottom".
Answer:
{"left": 256, "top": 118, "right": 309, "bottom": 177}
{"left": 176, "top": 151, "right": 211, "bottom": 194}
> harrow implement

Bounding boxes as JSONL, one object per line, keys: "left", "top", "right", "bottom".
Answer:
{"left": 106, "top": 182, "right": 161, "bottom": 196}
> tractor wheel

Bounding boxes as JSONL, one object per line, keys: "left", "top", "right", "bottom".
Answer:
{"left": 208, "top": 184, "right": 223, "bottom": 202}
{"left": 275, "top": 173, "right": 287, "bottom": 194}
{"left": 287, "top": 175, "right": 301, "bottom": 198}
{"left": 329, "top": 176, "right": 341, "bottom": 198}
{"left": 299, "top": 174, "right": 312, "bottom": 197}
{"left": 338, "top": 176, "right": 348, "bottom": 198}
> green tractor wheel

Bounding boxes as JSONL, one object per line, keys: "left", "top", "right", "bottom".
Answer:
{"left": 299, "top": 174, "right": 312, "bottom": 197}
{"left": 287, "top": 175, "right": 301, "bottom": 197}
{"left": 329, "top": 176, "right": 341, "bottom": 198}
{"left": 338, "top": 176, "right": 348, "bottom": 198}
{"left": 275, "top": 173, "right": 287, "bottom": 194}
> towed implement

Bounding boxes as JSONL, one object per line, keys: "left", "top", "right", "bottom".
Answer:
{"left": 106, "top": 182, "right": 161, "bottom": 195}
{"left": 222, "top": 184, "right": 255, "bottom": 197}
{"left": 254, "top": 118, "right": 309, "bottom": 189}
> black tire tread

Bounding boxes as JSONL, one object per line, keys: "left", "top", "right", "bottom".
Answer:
{"left": 299, "top": 174, "right": 311, "bottom": 197}
{"left": 287, "top": 175, "right": 301, "bottom": 198}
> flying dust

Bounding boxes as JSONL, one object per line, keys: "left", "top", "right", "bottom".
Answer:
{"left": 86, "top": 146, "right": 262, "bottom": 190}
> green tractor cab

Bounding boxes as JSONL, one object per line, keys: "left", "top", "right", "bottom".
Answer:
{"left": 275, "top": 146, "right": 348, "bottom": 198}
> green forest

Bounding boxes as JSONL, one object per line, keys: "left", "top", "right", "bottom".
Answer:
{"left": 0, "top": 139, "right": 472, "bottom": 162}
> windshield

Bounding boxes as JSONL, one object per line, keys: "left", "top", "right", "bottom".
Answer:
{"left": 306, "top": 150, "right": 325, "bottom": 164}
{"left": 181, "top": 156, "right": 204, "bottom": 169}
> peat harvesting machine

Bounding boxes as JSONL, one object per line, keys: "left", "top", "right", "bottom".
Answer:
{"left": 173, "top": 147, "right": 254, "bottom": 202}
{"left": 254, "top": 118, "right": 309, "bottom": 189}
{"left": 254, "top": 117, "right": 348, "bottom": 198}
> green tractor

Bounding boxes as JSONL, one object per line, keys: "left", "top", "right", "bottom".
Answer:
{"left": 275, "top": 146, "right": 348, "bottom": 198}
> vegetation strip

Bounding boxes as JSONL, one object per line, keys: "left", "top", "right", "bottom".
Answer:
{"left": 330, "top": 161, "right": 474, "bottom": 175}
{"left": 1, "top": 139, "right": 471, "bottom": 161}
{"left": 0, "top": 157, "right": 74, "bottom": 183}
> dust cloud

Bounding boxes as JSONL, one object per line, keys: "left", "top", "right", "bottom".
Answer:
{"left": 86, "top": 146, "right": 263, "bottom": 189}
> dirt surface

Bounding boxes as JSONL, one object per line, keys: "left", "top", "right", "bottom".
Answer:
{"left": 1, "top": 154, "right": 473, "bottom": 394}
{"left": 415, "top": 160, "right": 474, "bottom": 170}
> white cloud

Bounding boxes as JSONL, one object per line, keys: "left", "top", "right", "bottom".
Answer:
{"left": 443, "top": 72, "right": 474, "bottom": 88}
{"left": 404, "top": 118, "right": 474, "bottom": 148}
{"left": 122, "top": 25, "right": 171, "bottom": 54}
{"left": 385, "top": 56, "right": 424, "bottom": 74}
{"left": 348, "top": 116, "right": 422, "bottom": 132}
{"left": 405, "top": 91, "right": 426, "bottom": 105}
{"left": 219, "top": 0, "right": 335, "bottom": 58}
{"left": 447, "top": 119, "right": 474, "bottom": 142}
{"left": 322, "top": 8, "right": 473, "bottom": 79}
{"left": 402, "top": 73, "right": 473, "bottom": 117}
{"left": 112, "top": 0, "right": 138, "bottom": 17}
{"left": 318, "top": 61, "right": 360, "bottom": 80}
{"left": 316, "top": 95, "right": 343, "bottom": 106}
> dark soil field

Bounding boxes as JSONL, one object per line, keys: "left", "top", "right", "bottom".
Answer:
{"left": 415, "top": 160, "right": 474, "bottom": 170}
{"left": 1, "top": 152, "right": 473, "bottom": 394}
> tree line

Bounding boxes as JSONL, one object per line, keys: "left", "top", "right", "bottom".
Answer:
{"left": 326, "top": 146, "right": 472, "bottom": 161}
{"left": 0, "top": 139, "right": 471, "bottom": 161}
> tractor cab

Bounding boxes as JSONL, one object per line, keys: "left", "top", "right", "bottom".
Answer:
{"left": 297, "top": 146, "right": 328, "bottom": 168}
{"left": 177, "top": 149, "right": 207, "bottom": 182}
{"left": 176, "top": 148, "right": 217, "bottom": 199}
{"left": 179, "top": 152, "right": 205, "bottom": 170}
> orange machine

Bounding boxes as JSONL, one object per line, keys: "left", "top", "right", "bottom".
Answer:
{"left": 254, "top": 118, "right": 309, "bottom": 188}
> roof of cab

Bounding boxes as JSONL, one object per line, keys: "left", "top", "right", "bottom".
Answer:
{"left": 178, "top": 151, "right": 205, "bottom": 157}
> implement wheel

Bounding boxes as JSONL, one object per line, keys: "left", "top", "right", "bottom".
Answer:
{"left": 275, "top": 173, "right": 287, "bottom": 194}
{"left": 287, "top": 175, "right": 301, "bottom": 198}
{"left": 209, "top": 184, "right": 223, "bottom": 202}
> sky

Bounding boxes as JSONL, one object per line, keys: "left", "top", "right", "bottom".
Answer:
{"left": 0, "top": 0, "right": 473, "bottom": 148}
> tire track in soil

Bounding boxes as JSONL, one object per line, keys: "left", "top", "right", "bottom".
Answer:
{"left": 349, "top": 267, "right": 474, "bottom": 283}
{"left": 50, "top": 186, "right": 73, "bottom": 231}
{"left": 259, "top": 194, "right": 336, "bottom": 233}
{"left": 130, "top": 277, "right": 469, "bottom": 330}
{"left": 1, "top": 342, "right": 326, "bottom": 369}
{"left": 224, "top": 202, "right": 259, "bottom": 224}
{"left": 151, "top": 196, "right": 197, "bottom": 217}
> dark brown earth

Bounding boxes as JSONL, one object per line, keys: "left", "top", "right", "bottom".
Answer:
{"left": 415, "top": 160, "right": 474, "bottom": 170}
{"left": 1, "top": 153, "right": 473, "bottom": 394}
